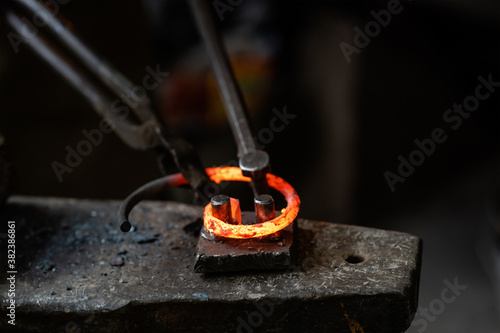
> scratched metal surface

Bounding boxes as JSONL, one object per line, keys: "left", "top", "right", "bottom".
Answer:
{"left": 0, "top": 196, "right": 421, "bottom": 332}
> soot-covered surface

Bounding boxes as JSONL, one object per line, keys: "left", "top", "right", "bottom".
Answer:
{"left": 0, "top": 196, "right": 421, "bottom": 332}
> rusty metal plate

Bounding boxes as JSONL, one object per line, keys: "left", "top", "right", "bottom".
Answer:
{"left": 194, "top": 222, "right": 296, "bottom": 273}
{"left": 0, "top": 196, "right": 421, "bottom": 332}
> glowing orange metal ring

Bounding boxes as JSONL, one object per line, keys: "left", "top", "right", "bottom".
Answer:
{"left": 204, "top": 167, "right": 300, "bottom": 239}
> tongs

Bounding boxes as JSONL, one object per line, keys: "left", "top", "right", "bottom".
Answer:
{"left": 4, "top": 0, "right": 271, "bottom": 230}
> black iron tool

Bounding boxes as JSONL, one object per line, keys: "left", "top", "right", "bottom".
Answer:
{"left": 4, "top": 0, "right": 212, "bottom": 204}
{"left": 4, "top": 0, "right": 290, "bottom": 273}
{"left": 188, "top": 0, "right": 271, "bottom": 197}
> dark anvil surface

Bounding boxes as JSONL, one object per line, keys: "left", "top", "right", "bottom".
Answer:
{"left": 0, "top": 196, "right": 422, "bottom": 332}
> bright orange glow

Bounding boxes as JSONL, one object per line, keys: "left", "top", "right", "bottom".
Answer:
{"left": 204, "top": 167, "right": 300, "bottom": 239}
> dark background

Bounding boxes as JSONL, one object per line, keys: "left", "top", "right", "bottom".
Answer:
{"left": 0, "top": 1, "right": 499, "bottom": 332}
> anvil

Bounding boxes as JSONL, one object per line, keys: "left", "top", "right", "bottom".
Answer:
{"left": 0, "top": 196, "right": 421, "bottom": 332}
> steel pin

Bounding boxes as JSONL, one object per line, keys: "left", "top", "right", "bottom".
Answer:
{"left": 211, "top": 194, "right": 233, "bottom": 224}
{"left": 254, "top": 194, "right": 275, "bottom": 223}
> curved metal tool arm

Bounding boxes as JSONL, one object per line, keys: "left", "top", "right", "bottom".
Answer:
{"left": 3, "top": 0, "right": 212, "bottom": 198}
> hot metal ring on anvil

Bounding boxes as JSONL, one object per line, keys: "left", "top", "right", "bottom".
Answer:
{"left": 118, "top": 166, "right": 300, "bottom": 238}
{"left": 204, "top": 167, "right": 300, "bottom": 239}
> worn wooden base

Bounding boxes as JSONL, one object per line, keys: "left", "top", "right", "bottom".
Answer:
{"left": 0, "top": 196, "right": 422, "bottom": 332}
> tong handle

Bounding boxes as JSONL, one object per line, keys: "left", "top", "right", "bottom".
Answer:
{"left": 188, "top": 0, "right": 270, "bottom": 195}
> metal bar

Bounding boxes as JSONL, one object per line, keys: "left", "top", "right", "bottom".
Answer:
{"left": 5, "top": 9, "right": 213, "bottom": 198}
{"left": 188, "top": 0, "right": 270, "bottom": 195}
{"left": 210, "top": 194, "right": 233, "bottom": 224}
{"left": 254, "top": 194, "right": 275, "bottom": 223}
{"left": 117, "top": 173, "right": 187, "bottom": 232}
{"left": 188, "top": 0, "right": 256, "bottom": 158}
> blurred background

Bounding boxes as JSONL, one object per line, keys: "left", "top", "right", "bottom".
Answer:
{"left": 0, "top": 0, "right": 499, "bottom": 332}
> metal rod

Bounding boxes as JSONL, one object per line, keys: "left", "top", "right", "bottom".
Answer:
{"left": 188, "top": 0, "right": 256, "bottom": 158}
{"left": 6, "top": 3, "right": 214, "bottom": 206}
{"left": 254, "top": 194, "right": 275, "bottom": 223}
{"left": 211, "top": 194, "right": 233, "bottom": 224}
{"left": 188, "top": 0, "right": 270, "bottom": 195}
{"left": 117, "top": 173, "right": 187, "bottom": 232}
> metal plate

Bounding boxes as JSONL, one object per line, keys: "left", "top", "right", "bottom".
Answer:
{"left": 194, "top": 221, "right": 296, "bottom": 273}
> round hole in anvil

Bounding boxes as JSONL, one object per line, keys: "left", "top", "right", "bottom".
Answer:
{"left": 345, "top": 254, "right": 365, "bottom": 264}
